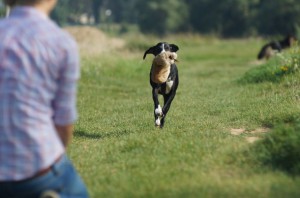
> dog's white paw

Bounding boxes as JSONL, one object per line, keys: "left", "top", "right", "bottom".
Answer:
{"left": 155, "top": 118, "right": 161, "bottom": 126}
{"left": 155, "top": 105, "right": 163, "bottom": 116}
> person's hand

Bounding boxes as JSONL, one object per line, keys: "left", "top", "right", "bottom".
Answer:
{"left": 55, "top": 124, "right": 74, "bottom": 148}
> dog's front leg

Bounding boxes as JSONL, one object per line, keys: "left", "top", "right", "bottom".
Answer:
{"left": 161, "top": 91, "right": 176, "bottom": 128}
{"left": 152, "top": 88, "right": 163, "bottom": 127}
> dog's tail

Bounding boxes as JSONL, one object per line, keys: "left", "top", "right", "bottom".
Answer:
{"left": 258, "top": 41, "right": 282, "bottom": 60}
{"left": 257, "top": 44, "right": 269, "bottom": 60}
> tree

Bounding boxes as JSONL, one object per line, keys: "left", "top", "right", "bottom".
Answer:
{"left": 49, "top": 0, "right": 300, "bottom": 38}
{"left": 256, "top": 0, "right": 300, "bottom": 36}
{"left": 135, "top": 0, "right": 189, "bottom": 35}
{"left": 187, "top": 0, "right": 258, "bottom": 37}
{"left": 92, "top": 0, "right": 103, "bottom": 24}
{"left": 52, "top": 0, "right": 93, "bottom": 25}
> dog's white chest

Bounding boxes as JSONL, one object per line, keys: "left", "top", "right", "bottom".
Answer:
{"left": 166, "top": 78, "right": 174, "bottom": 94}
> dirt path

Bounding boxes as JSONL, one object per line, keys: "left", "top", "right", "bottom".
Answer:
{"left": 230, "top": 127, "right": 270, "bottom": 143}
{"left": 64, "top": 26, "right": 125, "bottom": 56}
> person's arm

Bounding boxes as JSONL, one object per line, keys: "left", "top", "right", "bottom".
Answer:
{"left": 55, "top": 124, "right": 74, "bottom": 148}
{"left": 52, "top": 37, "right": 80, "bottom": 148}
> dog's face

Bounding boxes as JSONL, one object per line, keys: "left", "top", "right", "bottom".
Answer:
{"left": 143, "top": 42, "right": 179, "bottom": 60}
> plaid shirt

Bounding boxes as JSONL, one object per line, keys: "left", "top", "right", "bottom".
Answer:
{"left": 0, "top": 7, "right": 80, "bottom": 181}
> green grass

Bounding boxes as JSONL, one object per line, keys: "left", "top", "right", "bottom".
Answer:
{"left": 69, "top": 35, "right": 300, "bottom": 197}
{"left": 239, "top": 45, "right": 300, "bottom": 83}
{"left": 250, "top": 117, "right": 300, "bottom": 175}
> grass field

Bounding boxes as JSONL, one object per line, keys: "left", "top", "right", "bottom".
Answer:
{"left": 68, "top": 31, "right": 300, "bottom": 197}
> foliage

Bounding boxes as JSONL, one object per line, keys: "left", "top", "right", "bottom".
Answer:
{"left": 251, "top": 118, "right": 300, "bottom": 175}
{"left": 240, "top": 44, "right": 300, "bottom": 83}
{"left": 135, "top": 0, "right": 189, "bottom": 35}
{"left": 49, "top": 0, "right": 300, "bottom": 37}
{"left": 0, "top": 10, "right": 5, "bottom": 18}
{"left": 0, "top": 2, "right": 7, "bottom": 18}
{"left": 187, "top": 0, "right": 258, "bottom": 37}
{"left": 256, "top": 0, "right": 300, "bottom": 36}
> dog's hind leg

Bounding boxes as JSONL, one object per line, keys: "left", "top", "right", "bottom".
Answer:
{"left": 152, "top": 88, "right": 163, "bottom": 127}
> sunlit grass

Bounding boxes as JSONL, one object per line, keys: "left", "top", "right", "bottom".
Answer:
{"left": 240, "top": 44, "right": 300, "bottom": 83}
{"left": 69, "top": 34, "right": 300, "bottom": 197}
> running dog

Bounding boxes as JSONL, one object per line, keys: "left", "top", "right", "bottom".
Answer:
{"left": 143, "top": 42, "right": 179, "bottom": 128}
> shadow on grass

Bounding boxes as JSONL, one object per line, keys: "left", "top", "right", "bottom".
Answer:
{"left": 74, "top": 129, "right": 131, "bottom": 140}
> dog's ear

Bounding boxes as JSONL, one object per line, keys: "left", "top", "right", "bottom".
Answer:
{"left": 143, "top": 46, "right": 155, "bottom": 60}
{"left": 170, "top": 44, "right": 179, "bottom": 52}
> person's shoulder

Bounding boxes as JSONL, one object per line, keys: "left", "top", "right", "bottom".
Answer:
{"left": 48, "top": 22, "right": 78, "bottom": 49}
{"left": 0, "top": 18, "right": 23, "bottom": 43}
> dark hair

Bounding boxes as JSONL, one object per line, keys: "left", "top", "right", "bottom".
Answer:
{"left": 3, "top": 0, "right": 17, "bottom": 6}
{"left": 3, "top": 0, "right": 41, "bottom": 6}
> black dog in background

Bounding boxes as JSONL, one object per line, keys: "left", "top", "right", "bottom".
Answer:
{"left": 257, "top": 35, "right": 297, "bottom": 60}
{"left": 143, "top": 42, "right": 179, "bottom": 128}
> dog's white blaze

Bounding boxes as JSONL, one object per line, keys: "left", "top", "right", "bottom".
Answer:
{"left": 155, "top": 105, "right": 162, "bottom": 116}
{"left": 166, "top": 79, "right": 174, "bottom": 94}
{"left": 161, "top": 43, "right": 165, "bottom": 53}
{"left": 155, "top": 118, "right": 161, "bottom": 126}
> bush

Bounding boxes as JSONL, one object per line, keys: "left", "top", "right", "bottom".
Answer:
{"left": 239, "top": 44, "right": 300, "bottom": 83}
{"left": 252, "top": 118, "right": 300, "bottom": 175}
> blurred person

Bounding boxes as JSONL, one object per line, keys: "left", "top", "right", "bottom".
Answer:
{"left": 0, "top": 0, "right": 89, "bottom": 197}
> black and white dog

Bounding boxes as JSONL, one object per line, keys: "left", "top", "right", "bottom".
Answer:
{"left": 143, "top": 42, "right": 179, "bottom": 128}
{"left": 257, "top": 35, "right": 297, "bottom": 60}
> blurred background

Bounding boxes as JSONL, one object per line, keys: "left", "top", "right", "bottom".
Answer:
{"left": 1, "top": 0, "right": 299, "bottom": 38}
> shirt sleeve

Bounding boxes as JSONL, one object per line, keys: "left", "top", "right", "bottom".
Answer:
{"left": 52, "top": 37, "right": 80, "bottom": 126}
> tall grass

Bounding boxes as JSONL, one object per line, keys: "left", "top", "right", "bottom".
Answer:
{"left": 240, "top": 44, "right": 300, "bottom": 83}
{"left": 70, "top": 34, "right": 300, "bottom": 197}
{"left": 250, "top": 118, "right": 300, "bottom": 175}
